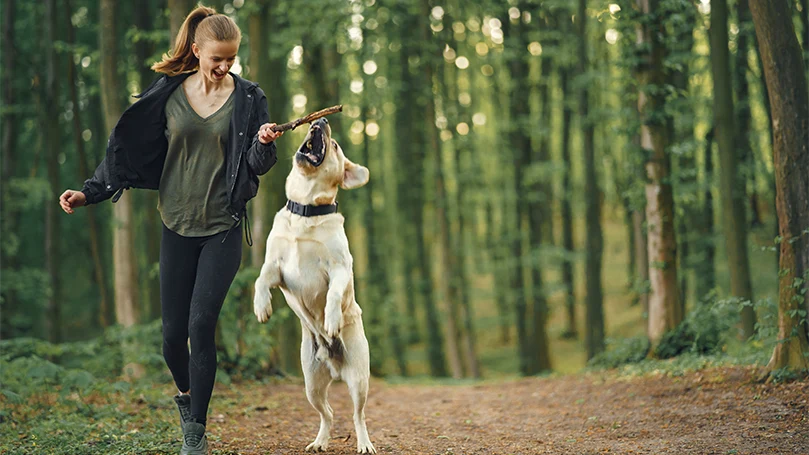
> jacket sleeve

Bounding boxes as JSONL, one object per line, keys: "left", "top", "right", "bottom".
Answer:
{"left": 245, "top": 87, "right": 278, "bottom": 176}
{"left": 80, "top": 153, "right": 119, "bottom": 205}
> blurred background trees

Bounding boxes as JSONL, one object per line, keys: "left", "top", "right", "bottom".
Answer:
{"left": 1, "top": 0, "right": 807, "bottom": 381}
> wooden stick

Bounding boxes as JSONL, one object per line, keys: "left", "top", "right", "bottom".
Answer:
{"left": 270, "top": 105, "right": 343, "bottom": 132}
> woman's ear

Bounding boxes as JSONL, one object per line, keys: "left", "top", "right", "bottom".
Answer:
{"left": 341, "top": 158, "right": 369, "bottom": 190}
{"left": 192, "top": 42, "right": 200, "bottom": 59}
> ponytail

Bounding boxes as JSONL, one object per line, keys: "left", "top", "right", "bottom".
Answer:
{"left": 151, "top": 5, "right": 241, "bottom": 76}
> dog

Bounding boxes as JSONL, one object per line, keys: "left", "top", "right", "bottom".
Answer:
{"left": 253, "top": 118, "right": 375, "bottom": 454}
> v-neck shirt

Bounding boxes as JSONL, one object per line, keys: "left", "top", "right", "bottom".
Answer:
{"left": 158, "top": 85, "right": 235, "bottom": 237}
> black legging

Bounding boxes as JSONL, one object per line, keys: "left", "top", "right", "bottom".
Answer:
{"left": 160, "top": 224, "right": 242, "bottom": 426}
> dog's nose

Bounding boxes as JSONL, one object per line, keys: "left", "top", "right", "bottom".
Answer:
{"left": 314, "top": 118, "right": 328, "bottom": 127}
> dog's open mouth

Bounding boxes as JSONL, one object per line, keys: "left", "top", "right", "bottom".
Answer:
{"left": 296, "top": 125, "right": 327, "bottom": 167}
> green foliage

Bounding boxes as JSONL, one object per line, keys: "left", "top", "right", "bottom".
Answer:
{"left": 654, "top": 298, "right": 740, "bottom": 359}
{"left": 587, "top": 335, "right": 650, "bottom": 369}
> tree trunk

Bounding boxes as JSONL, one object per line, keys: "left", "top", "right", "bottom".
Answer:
{"left": 579, "top": 0, "right": 605, "bottom": 360}
{"left": 749, "top": 0, "right": 809, "bottom": 377}
{"left": 134, "top": 0, "right": 161, "bottom": 322}
{"left": 711, "top": 0, "right": 756, "bottom": 338}
{"left": 395, "top": 15, "right": 423, "bottom": 346}
{"left": 633, "top": 209, "right": 650, "bottom": 312}
{"left": 636, "top": 0, "right": 682, "bottom": 349}
{"left": 695, "top": 129, "right": 717, "bottom": 303}
{"left": 168, "top": 0, "right": 190, "bottom": 47}
{"left": 558, "top": 65, "right": 577, "bottom": 339}
{"left": 427, "top": 67, "right": 463, "bottom": 380}
{"left": 101, "top": 0, "right": 141, "bottom": 336}
{"left": 444, "top": 13, "right": 480, "bottom": 378}
{"left": 413, "top": 0, "right": 448, "bottom": 378}
{"left": 0, "top": 0, "right": 19, "bottom": 338}
{"left": 66, "top": 0, "right": 111, "bottom": 327}
{"left": 43, "top": 0, "right": 62, "bottom": 343}
{"left": 735, "top": 0, "right": 762, "bottom": 229}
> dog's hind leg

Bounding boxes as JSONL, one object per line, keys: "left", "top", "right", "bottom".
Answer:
{"left": 253, "top": 260, "right": 280, "bottom": 323}
{"left": 302, "top": 328, "right": 334, "bottom": 452}
{"left": 340, "top": 320, "right": 376, "bottom": 454}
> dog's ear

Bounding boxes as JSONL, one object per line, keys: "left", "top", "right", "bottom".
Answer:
{"left": 341, "top": 157, "right": 369, "bottom": 190}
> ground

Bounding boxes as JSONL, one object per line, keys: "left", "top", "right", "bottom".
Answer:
{"left": 204, "top": 367, "right": 808, "bottom": 455}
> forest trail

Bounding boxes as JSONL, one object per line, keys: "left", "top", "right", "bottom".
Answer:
{"left": 206, "top": 367, "right": 808, "bottom": 455}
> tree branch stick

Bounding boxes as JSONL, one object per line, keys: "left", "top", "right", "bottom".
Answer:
{"left": 270, "top": 105, "right": 343, "bottom": 132}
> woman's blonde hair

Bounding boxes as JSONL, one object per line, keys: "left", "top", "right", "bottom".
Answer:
{"left": 151, "top": 5, "right": 242, "bottom": 76}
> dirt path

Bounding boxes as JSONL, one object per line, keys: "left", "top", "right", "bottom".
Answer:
{"left": 208, "top": 367, "right": 808, "bottom": 455}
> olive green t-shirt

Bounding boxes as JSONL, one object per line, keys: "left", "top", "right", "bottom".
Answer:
{"left": 158, "top": 86, "right": 235, "bottom": 237}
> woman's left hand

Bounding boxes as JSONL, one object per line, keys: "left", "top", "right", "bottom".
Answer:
{"left": 258, "top": 123, "right": 283, "bottom": 144}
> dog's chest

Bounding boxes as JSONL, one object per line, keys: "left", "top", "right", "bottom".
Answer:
{"left": 275, "top": 237, "right": 330, "bottom": 301}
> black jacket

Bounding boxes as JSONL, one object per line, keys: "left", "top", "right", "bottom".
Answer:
{"left": 81, "top": 71, "right": 277, "bottom": 224}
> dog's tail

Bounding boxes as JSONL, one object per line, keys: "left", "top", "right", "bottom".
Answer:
{"left": 314, "top": 336, "right": 344, "bottom": 379}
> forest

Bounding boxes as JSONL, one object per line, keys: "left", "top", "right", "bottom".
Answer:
{"left": 1, "top": 0, "right": 808, "bottom": 453}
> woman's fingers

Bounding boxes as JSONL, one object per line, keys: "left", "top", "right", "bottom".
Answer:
{"left": 258, "top": 123, "right": 283, "bottom": 144}
{"left": 59, "top": 189, "right": 84, "bottom": 214}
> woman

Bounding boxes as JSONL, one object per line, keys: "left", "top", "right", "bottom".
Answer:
{"left": 58, "top": 6, "right": 282, "bottom": 454}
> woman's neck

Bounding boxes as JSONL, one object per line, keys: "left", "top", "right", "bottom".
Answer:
{"left": 188, "top": 71, "right": 232, "bottom": 95}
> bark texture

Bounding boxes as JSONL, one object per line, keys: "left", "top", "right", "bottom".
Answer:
{"left": 749, "top": 0, "right": 809, "bottom": 375}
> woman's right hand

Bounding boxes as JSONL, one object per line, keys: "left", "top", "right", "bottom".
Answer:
{"left": 59, "top": 189, "right": 87, "bottom": 214}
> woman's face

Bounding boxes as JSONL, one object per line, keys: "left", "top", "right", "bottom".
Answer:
{"left": 193, "top": 40, "right": 239, "bottom": 84}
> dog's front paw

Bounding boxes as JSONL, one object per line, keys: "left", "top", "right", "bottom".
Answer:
{"left": 253, "top": 288, "right": 273, "bottom": 324}
{"left": 324, "top": 316, "right": 341, "bottom": 339}
{"left": 305, "top": 439, "right": 329, "bottom": 452}
{"left": 357, "top": 441, "right": 377, "bottom": 454}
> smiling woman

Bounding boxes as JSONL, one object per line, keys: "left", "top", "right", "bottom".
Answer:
{"left": 57, "top": 5, "right": 284, "bottom": 455}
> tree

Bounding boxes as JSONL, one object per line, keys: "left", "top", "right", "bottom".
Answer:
{"left": 634, "top": 0, "right": 682, "bottom": 349}
{"left": 43, "top": 0, "right": 62, "bottom": 343}
{"left": 711, "top": 0, "right": 756, "bottom": 338}
{"left": 66, "top": 0, "right": 111, "bottom": 328}
{"left": 101, "top": 0, "right": 140, "bottom": 330}
{"left": 0, "top": 0, "right": 19, "bottom": 339}
{"left": 580, "top": 0, "right": 605, "bottom": 360}
{"left": 749, "top": 0, "right": 809, "bottom": 377}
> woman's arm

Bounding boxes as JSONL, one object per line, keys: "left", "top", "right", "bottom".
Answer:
{"left": 245, "top": 87, "right": 281, "bottom": 176}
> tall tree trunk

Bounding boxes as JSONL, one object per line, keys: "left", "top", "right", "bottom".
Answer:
{"left": 750, "top": 0, "right": 809, "bottom": 376}
{"left": 66, "top": 0, "right": 110, "bottom": 327}
{"left": 558, "top": 65, "right": 577, "bottom": 339}
{"left": 636, "top": 0, "right": 682, "bottom": 349}
{"left": 527, "top": 11, "right": 553, "bottom": 373}
{"left": 134, "top": 0, "right": 161, "bottom": 322}
{"left": 101, "top": 0, "right": 140, "bottom": 332}
{"left": 695, "top": 129, "right": 717, "bottom": 303}
{"left": 444, "top": 13, "right": 480, "bottom": 378}
{"left": 428, "top": 70, "right": 464, "bottom": 380}
{"left": 633, "top": 208, "right": 650, "bottom": 312}
{"left": 711, "top": 0, "right": 756, "bottom": 338}
{"left": 735, "top": 0, "right": 762, "bottom": 228}
{"left": 579, "top": 0, "right": 605, "bottom": 360}
{"left": 395, "top": 12, "right": 423, "bottom": 346}
{"left": 1, "top": 0, "right": 19, "bottom": 339}
{"left": 43, "top": 0, "right": 62, "bottom": 343}
{"left": 414, "top": 0, "right": 448, "bottom": 378}
{"left": 503, "top": 9, "right": 533, "bottom": 376}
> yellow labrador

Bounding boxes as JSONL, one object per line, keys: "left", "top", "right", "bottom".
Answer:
{"left": 253, "top": 118, "right": 375, "bottom": 454}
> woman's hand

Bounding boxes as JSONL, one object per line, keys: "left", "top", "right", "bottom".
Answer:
{"left": 59, "top": 189, "right": 87, "bottom": 214}
{"left": 258, "top": 123, "right": 283, "bottom": 144}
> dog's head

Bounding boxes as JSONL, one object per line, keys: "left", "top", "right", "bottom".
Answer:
{"left": 285, "top": 118, "right": 369, "bottom": 205}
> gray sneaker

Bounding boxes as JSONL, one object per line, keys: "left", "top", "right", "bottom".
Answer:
{"left": 180, "top": 422, "right": 209, "bottom": 455}
{"left": 173, "top": 394, "right": 192, "bottom": 429}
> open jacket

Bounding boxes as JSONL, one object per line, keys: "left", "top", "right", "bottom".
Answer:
{"left": 81, "top": 71, "right": 277, "bottom": 225}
